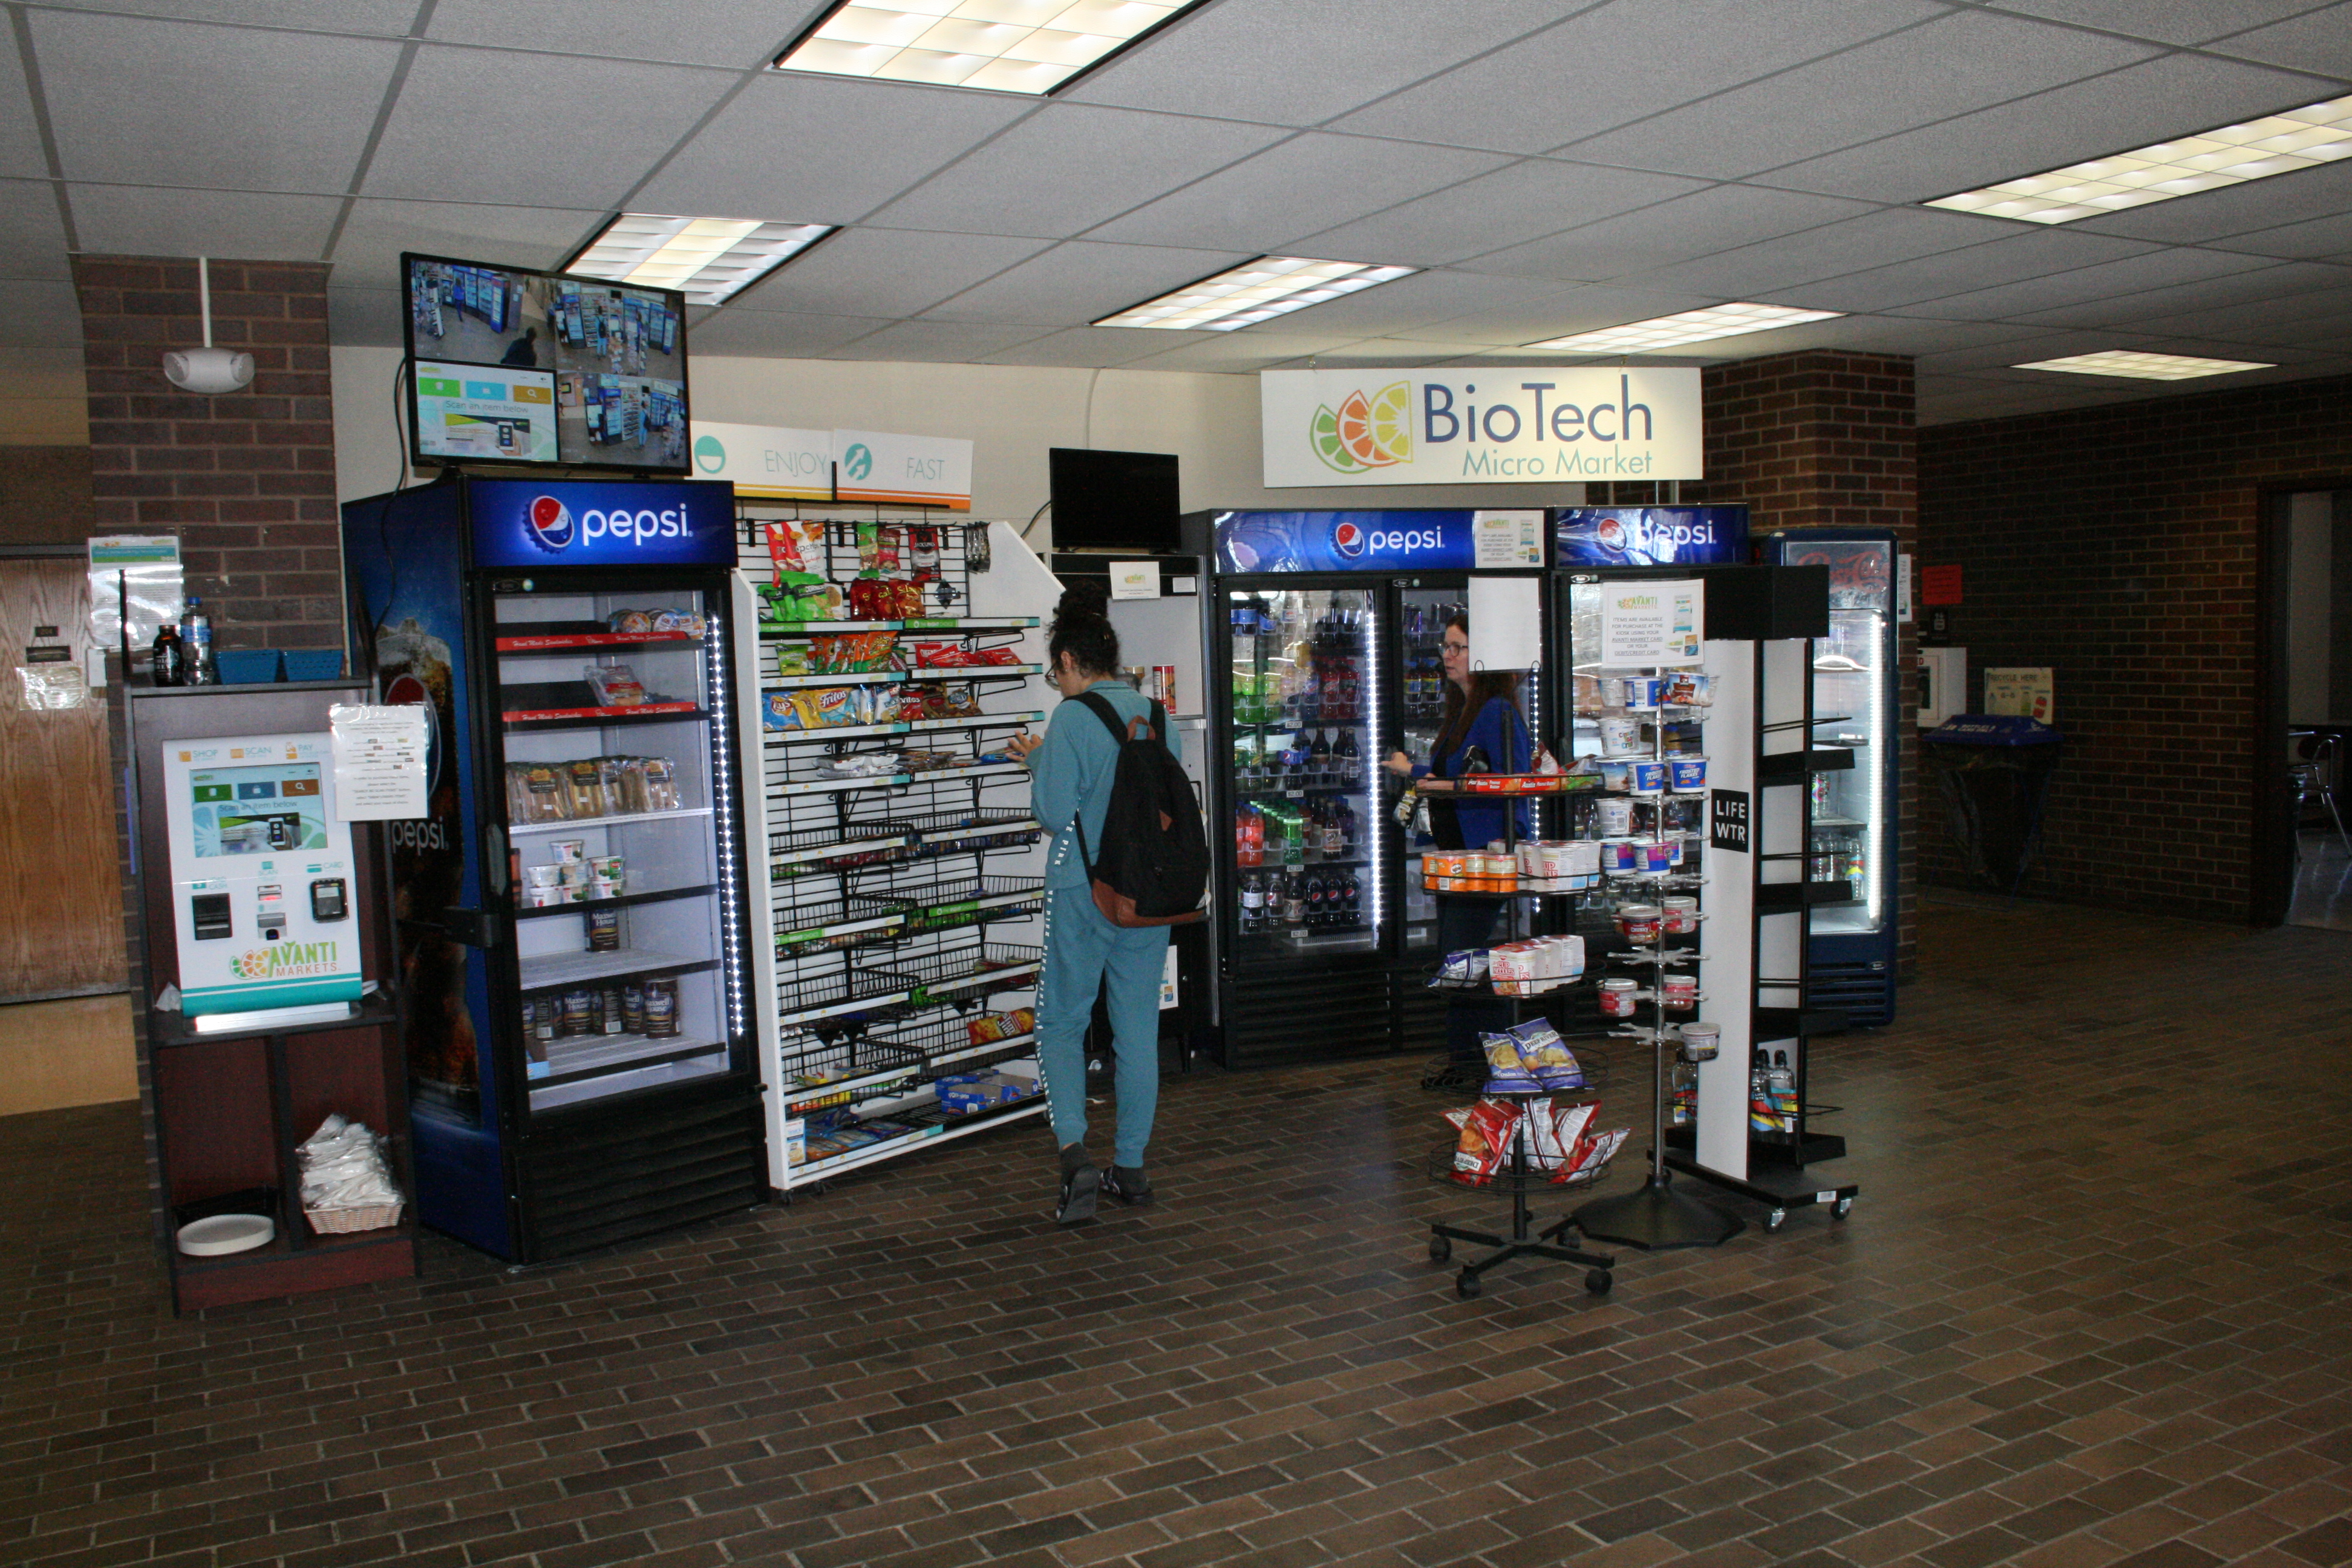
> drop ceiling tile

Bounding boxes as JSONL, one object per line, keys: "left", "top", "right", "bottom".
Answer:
{"left": 1890, "top": 247, "right": 2288, "bottom": 321}
{"left": 1462, "top": 186, "right": 1876, "bottom": 283}
{"left": 1117, "top": 327, "right": 1370, "bottom": 373}
{"left": 33, "top": 10, "right": 400, "bottom": 193}
{"left": 328, "top": 199, "right": 605, "bottom": 292}
{"left": 1912, "top": 327, "right": 2152, "bottom": 371}
{"left": 1294, "top": 160, "right": 1707, "bottom": 270}
{"left": 2206, "top": 1, "right": 2352, "bottom": 74}
{"left": 327, "top": 284, "right": 400, "bottom": 347}
{"left": 1247, "top": 269, "right": 1578, "bottom": 338}
{"left": 1763, "top": 229, "right": 2160, "bottom": 313}
{"left": 1065, "top": 0, "right": 1570, "bottom": 125}
{"left": 921, "top": 241, "right": 1255, "bottom": 326}
{"left": 633, "top": 74, "right": 1028, "bottom": 226}
{"left": 682, "top": 309, "right": 895, "bottom": 358}
{"left": 69, "top": 184, "right": 343, "bottom": 260}
{"left": 728, "top": 228, "right": 1050, "bottom": 318}
{"left": 364, "top": 45, "right": 733, "bottom": 209}
{"left": 1557, "top": 10, "right": 2159, "bottom": 181}
{"left": 1383, "top": 283, "right": 1725, "bottom": 345}
{"left": 1629, "top": 207, "right": 2016, "bottom": 298}
{"left": 2115, "top": 289, "right": 2352, "bottom": 343}
{"left": 1766, "top": 54, "right": 2327, "bottom": 203}
{"left": 1802, "top": 316, "right": 2057, "bottom": 356}
{"left": 1981, "top": 0, "right": 2327, "bottom": 45}
{"left": 428, "top": 0, "right": 828, "bottom": 68}
{"left": 0, "top": 27, "right": 50, "bottom": 181}
{"left": 32, "top": 1, "right": 419, "bottom": 30}
{"left": 820, "top": 320, "right": 1059, "bottom": 362}
{"left": 0, "top": 180, "right": 71, "bottom": 279}
{"left": 865, "top": 105, "right": 1288, "bottom": 240}
{"left": 2013, "top": 262, "right": 2352, "bottom": 328}
{"left": 0, "top": 280, "right": 80, "bottom": 346}
{"left": 1331, "top": 0, "right": 1944, "bottom": 154}
{"left": 974, "top": 327, "right": 1189, "bottom": 368}
{"left": 1082, "top": 134, "right": 1514, "bottom": 253}
{"left": 2065, "top": 160, "right": 2352, "bottom": 246}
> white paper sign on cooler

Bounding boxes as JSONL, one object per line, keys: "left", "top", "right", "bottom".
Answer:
{"left": 1260, "top": 367, "right": 1702, "bottom": 489}
{"left": 327, "top": 704, "right": 431, "bottom": 821}
{"left": 1598, "top": 579, "right": 1706, "bottom": 667}
{"left": 1110, "top": 561, "right": 1161, "bottom": 600}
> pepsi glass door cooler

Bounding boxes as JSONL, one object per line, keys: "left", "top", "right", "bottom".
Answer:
{"left": 1189, "top": 508, "right": 1552, "bottom": 1068}
{"left": 341, "top": 474, "right": 765, "bottom": 1262}
{"left": 1765, "top": 528, "right": 1900, "bottom": 1025}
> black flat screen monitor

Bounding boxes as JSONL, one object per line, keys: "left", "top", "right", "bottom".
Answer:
{"left": 1050, "top": 448, "right": 1181, "bottom": 554}
{"left": 401, "top": 252, "right": 691, "bottom": 474}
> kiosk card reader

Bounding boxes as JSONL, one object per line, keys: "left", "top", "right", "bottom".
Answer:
{"left": 161, "top": 731, "right": 365, "bottom": 1024}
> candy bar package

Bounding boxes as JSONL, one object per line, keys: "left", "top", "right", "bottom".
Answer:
{"left": 1508, "top": 1020, "right": 1586, "bottom": 1091}
{"left": 583, "top": 663, "right": 647, "bottom": 707}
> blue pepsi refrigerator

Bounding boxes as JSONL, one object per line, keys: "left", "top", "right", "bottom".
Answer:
{"left": 1186, "top": 508, "right": 1557, "bottom": 1067}
{"left": 340, "top": 474, "right": 765, "bottom": 1261}
{"left": 1762, "top": 529, "right": 1900, "bottom": 1025}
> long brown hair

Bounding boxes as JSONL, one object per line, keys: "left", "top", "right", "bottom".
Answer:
{"left": 1433, "top": 610, "right": 1521, "bottom": 762}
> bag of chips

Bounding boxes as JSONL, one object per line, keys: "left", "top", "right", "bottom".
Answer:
{"left": 1561, "top": 1126, "right": 1628, "bottom": 1183}
{"left": 1443, "top": 1098, "right": 1520, "bottom": 1185}
{"left": 1480, "top": 1031, "right": 1540, "bottom": 1094}
{"left": 1508, "top": 1019, "right": 1586, "bottom": 1092}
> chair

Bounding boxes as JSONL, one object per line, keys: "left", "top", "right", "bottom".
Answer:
{"left": 2290, "top": 733, "right": 2350, "bottom": 855}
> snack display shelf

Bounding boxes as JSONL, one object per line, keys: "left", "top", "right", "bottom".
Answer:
{"left": 888, "top": 876, "right": 1047, "bottom": 930}
{"left": 781, "top": 1036, "right": 927, "bottom": 1113}
{"left": 765, "top": 762, "right": 1028, "bottom": 799}
{"left": 1426, "top": 1085, "right": 1617, "bottom": 1299}
{"left": 760, "top": 615, "right": 1040, "bottom": 638}
{"left": 760, "top": 710, "right": 1043, "bottom": 743}
{"left": 872, "top": 1028, "right": 1037, "bottom": 1080}
{"left": 518, "top": 948, "right": 719, "bottom": 992}
{"left": 1415, "top": 774, "right": 1600, "bottom": 797}
{"left": 514, "top": 882, "right": 716, "bottom": 921}
{"left": 766, "top": 670, "right": 909, "bottom": 689}
{"left": 504, "top": 703, "right": 705, "bottom": 730}
{"left": 772, "top": 890, "right": 913, "bottom": 953}
{"left": 910, "top": 662, "right": 1044, "bottom": 680}
{"left": 495, "top": 629, "right": 700, "bottom": 652}
{"left": 795, "top": 1095, "right": 1048, "bottom": 1180}
{"left": 891, "top": 944, "right": 1044, "bottom": 1002}
{"left": 769, "top": 822, "right": 913, "bottom": 875}
{"left": 533, "top": 1031, "right": 724, "bottom": 1088}
{"left": 512, "top": 806, "right": 709, "bottom": 837}
{"left": 774, "top": 968, "right": 916, "bottom": 1027}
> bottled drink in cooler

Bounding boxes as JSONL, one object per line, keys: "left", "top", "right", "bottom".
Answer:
{"left": 1310, "top": 728, "right": 1331, "bottom": 779}
{"left": 1282, "top": 872, "right": 1305, "bottom": 926}
{"left": 1341, "top": 870, "right": 1360, "bottom": 927}
{"left": 1281, "top": 807, "right": 1302, "bottom": 867}
{"left": 1304, "top": 872, "right": 1325, "bottom": 927}
{"left": 1240, "top": 872, "right": 1266, "bottom": 933}
{"left": 1237, "top": 805, "right": 1263, "bottom": 867}
{"left": 1321, "top": 804, "right": 1344, "bottom": 858}
{"left": 1338, "top": 728, "right": 1361, "bottom": 766}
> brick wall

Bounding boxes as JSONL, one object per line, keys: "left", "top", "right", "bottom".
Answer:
{"left": 1916, "top": 373, "right": 2352, "bottom": 921}
{"left": 1688, "top": 350, "right": 1922, "bottom": 977}
{"left": 71, "top": 255, "right": 341, "bottom": 653}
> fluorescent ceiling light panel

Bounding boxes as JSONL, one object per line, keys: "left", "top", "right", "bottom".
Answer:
{"left": 568, "top": 214, "right": 834, "bottom": 305}
{"left": 1095, "top": 256, "right": 1419, "bottom": 331}
{"left": 1926, "top": 93, "right": 2352, "bottom": 224}
{"left": 2010, "top": 350, "right": 2273, "bottom": 381}
{"left": 1526, "top": 302, "right": 1842, "bottom": 354}
{"left": 775, "top": 1, "right": 1207, "bottom": 95}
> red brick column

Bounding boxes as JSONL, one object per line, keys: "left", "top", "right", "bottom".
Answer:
{"left": 1688, "top": 350, "right": 1921, "bottom": 977}
{"left": 71, "top": 255, "right": 341, "bottom": 652}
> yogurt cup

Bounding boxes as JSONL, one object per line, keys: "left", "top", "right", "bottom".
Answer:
{"left": 1598, "top": 716, "right": 1641, "bottom": 756}
{"left": 1630, "top": 760, "right": 1669, "bottom": 794}
{"left": 1663, "top": 896, "right": 1700, "bottom": 934}
{"left": 524, "top": 864, "right": 563, "bottom": 889}
{"left": 1642, "top": 840, "right": 1679, "bottom": 874}
{"left": 1660, "top": 972, "right": 1698, "bottom": 1012}
{"left": 1621, "top": 676, "right": 1662, "bottom": 709}
{"left": 1601, "top": 840, "right": 1641, "bottom": 872}
{"left": 1598, "top": 977, "right": 1639, "bottom": 1017}
{"left": 550, "top": 839, "right": 587, "bottom": 865}
{"left": 1597, "top": 798, "right": 1634, "bottom": 836}
{"left": 1669, "top": 756, "right": 1707, "bottom": 791}
{"left": 1616, "top": 904, "right": 1662, "bottom": 942}
{"left": 1598, "top": 760, "right": 1633, "bottom": 791}
{"left": 1678, "top": 1022, "right": 1720, "bottom": 1062}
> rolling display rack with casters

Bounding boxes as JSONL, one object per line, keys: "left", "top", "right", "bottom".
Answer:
{"left": 1426, "top": 1085, "right": 1615, "bottom": 1298}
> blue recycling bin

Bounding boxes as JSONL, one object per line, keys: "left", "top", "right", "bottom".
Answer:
{"left": 1924, "top": 715, "right": 2061, "bottom": 894}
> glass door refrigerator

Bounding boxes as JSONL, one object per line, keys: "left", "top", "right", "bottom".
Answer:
{"left": 1763, "top": 529, "right": 1899, "bottom": 1025}
{"left": 341, "top": 474, "right": 765, "bottom": 1262}
{"left": 1191, "top": 508, "right": 1549, "bottom": 1067}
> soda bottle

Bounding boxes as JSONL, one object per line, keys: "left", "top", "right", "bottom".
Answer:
{"left": 180, "top": 596, "right": 215, "bottom": 685}
{"left": 1340, "top": 653, "right": 1359, "bottom": 720}
{"left": 149, "top": 619, "right": 185, "bottom": 686}
{"left": 1750, "top": 1050, "right": 1777, "bottom": 1135}
{"left": 1282, "top": 872, "right": 1305, "bottom": 926}
{"left": 1237, "top": 805, "right": 1261, "bottom": 867}
{"left": 1304, "top": 872, "right": 1325, "bottom": 927}
{"left": 1281, "top": 807, "right": 1304, "bottom": 868}
{"left": 1339, "top": 728, "right": 1361, "bottom": 766}
{"left": 1341, "top": 871, "right": 1360, "bottom": 926}
{"left": 1769, "top": 1051, "right": 1799, "bottom": 1126}
{"left": 1336, "top": 800, "right": 1356, "bottom": 854}
{"left": 1310, "top": 728, "right": 1331, "bottom": 780}
{"left": 1240, "top": 872, "right": 1266, "bottom": 933}
{"left": 1321, "top": 803, "right": 1344, "bottom": 859}
{"left": 1299, "top": 641, "right": 1319, "bottom": 723}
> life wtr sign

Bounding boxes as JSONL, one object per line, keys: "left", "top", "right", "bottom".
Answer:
{"left": 1260, "top": 367, "right": 1702, "bottom": 488}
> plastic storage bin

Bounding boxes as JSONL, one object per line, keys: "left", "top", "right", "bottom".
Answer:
{"left": 281, "top": 650, "right": 344, "bottom": 682}
{"left": 214, "top": 650, "right": 283, "bottom": 684}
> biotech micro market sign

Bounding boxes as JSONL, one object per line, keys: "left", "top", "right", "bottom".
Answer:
{"left": 1259, "top": 368, "right": 1701, "bottom": 489}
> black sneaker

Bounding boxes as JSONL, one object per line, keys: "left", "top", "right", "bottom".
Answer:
{"left": 1102, "top": 1166, "right": 1155, "bottom": 1207}
{"left": 1056, "top": 1163, "right": 1100, "bottom": 1226}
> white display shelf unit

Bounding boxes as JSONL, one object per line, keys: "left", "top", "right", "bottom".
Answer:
{"left": 738, "top": 511, "right": 1056, "bottom": 1193}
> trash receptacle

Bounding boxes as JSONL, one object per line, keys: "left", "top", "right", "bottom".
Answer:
{"left": 1923, "top": 714, "right": 2061, "bottom": 894}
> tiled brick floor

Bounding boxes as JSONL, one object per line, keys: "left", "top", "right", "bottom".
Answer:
{"left": 5, "top": 896, "right": 2350, "bottom": 1568}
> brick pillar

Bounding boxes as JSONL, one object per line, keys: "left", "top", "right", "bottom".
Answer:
{"left": 1687, "top": 350, "right": 1921, "bottom": 979}
{"left": 72, "top": 255, "right": 342, "bottom": 652}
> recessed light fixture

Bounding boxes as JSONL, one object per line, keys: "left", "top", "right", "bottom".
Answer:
{"left": 1526, "top": 302, "right": 1843, "bottom": 354}
{"left": 1095, "top": 256, "right": 1419, "bottom": 331}
{"left": 2010, "top": 350, "right": 2274, "bottom": 381}
{"left": 1926, "top": 93, "right": 2352, "bottom": 224}
{"left": 565, "top": 214, "right": 835, "bottom": 305}
{"left": 774, "top": 0, "right": 1209, "bottom": 96}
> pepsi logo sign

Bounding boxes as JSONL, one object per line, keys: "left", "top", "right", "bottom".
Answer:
{"left": 527, "top": 495, "right": 573, "bottom": 552}
{"left": 1331, "top": 520, "right": 1366, "bottom": 559}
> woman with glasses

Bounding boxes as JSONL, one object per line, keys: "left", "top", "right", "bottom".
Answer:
{"left": 1383, "top": 611, "right": 1530, "bottom": 1082}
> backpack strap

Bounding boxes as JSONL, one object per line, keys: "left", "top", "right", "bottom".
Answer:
{"left": 1073, "top": 688, "right": 1165, "bottom": 745}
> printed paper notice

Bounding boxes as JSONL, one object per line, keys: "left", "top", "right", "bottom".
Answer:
{"left": 1471, "top": 510, "right": 1544, "bottom": 569}
{"left": 328, "top": 704, "right": 430, "bottom": 821}
{"left": 1982, "top": 667, "right": 2053, "bottom": 724}
{"left": 1597, "top": 578, "right": 1704, "bottom": 666}
{"left": 1110, "top": 560, "right": 1161, "bottom": 601}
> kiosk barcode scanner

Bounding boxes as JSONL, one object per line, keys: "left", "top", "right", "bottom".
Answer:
{"left": 160, "top": 731, "right": 367, "bottom": 1033}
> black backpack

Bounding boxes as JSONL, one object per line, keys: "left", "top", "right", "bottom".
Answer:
{"left": 1070, "top": 692, "right": 1208, "bottom": 927}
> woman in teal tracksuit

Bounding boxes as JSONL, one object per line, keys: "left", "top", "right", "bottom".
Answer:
{"left": 1005, "top": 584, "right": 1178, "bottom": 1224}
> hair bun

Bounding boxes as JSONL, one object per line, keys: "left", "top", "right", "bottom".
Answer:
{"left": 1056, "top": 580, "right": 1112, "bottom": 617}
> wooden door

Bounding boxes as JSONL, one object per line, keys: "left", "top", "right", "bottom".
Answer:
{"left": 0, "top": 556, "right": 125, "bottom": 999}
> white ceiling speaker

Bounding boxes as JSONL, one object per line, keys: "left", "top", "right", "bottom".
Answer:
{"left": 160, "top": 257, "right": 253, "bottom": 394}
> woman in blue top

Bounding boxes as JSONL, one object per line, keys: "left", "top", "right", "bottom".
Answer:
{"left": 1383, "top": 610, "right": 1530, "bottom": 1075}
{"left": 1004, "top": 583, "right": 1178, "bottom": 1225}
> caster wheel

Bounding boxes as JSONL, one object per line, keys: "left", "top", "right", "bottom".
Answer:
{"left": 1586, "top": 1269, "right": 1612, "bottom": 1296}
{"left": 1455, "top": 1269, "right": 1482, "bottom": 1299}
{"left": 1833, "top": 1197, "right": 1854, "bottom": 1219}
{"left": 1764, "top": 1209, "right": 1787, "bottom": 1233}
{"left": 1429, "top": 1234, "right": 1452, "bottom": 1263}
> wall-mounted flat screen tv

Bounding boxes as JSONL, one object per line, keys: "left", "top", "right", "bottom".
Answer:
{"left": 1049, "top": 448, "right": 1181, "bottom": 553}
{"left": 401, "top": 252, "right": 691, "bottom": 475}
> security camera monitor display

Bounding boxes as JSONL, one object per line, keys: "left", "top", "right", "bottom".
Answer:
{"left": 402, "top": 252, "right": 691, "bottom": 474}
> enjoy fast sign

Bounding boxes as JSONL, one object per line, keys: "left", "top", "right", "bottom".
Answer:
{"left": 1259, "top": 367, "right": 1702, "bottom": 489}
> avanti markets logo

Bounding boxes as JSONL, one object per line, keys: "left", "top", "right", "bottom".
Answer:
{"left": 841, "top": 442, "right": 875, "bottom": 482}
{"left": 692, "top": 433, "right": 727, "bottom": 474}
{"left": 526, "top": 495, "right": 574, "bottom": 552}
{"left": 228, "top": 941, "right": 339, "bottom": 981}
{"left": 1310, "top": 381, "right": 1411, "bottom": 475}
